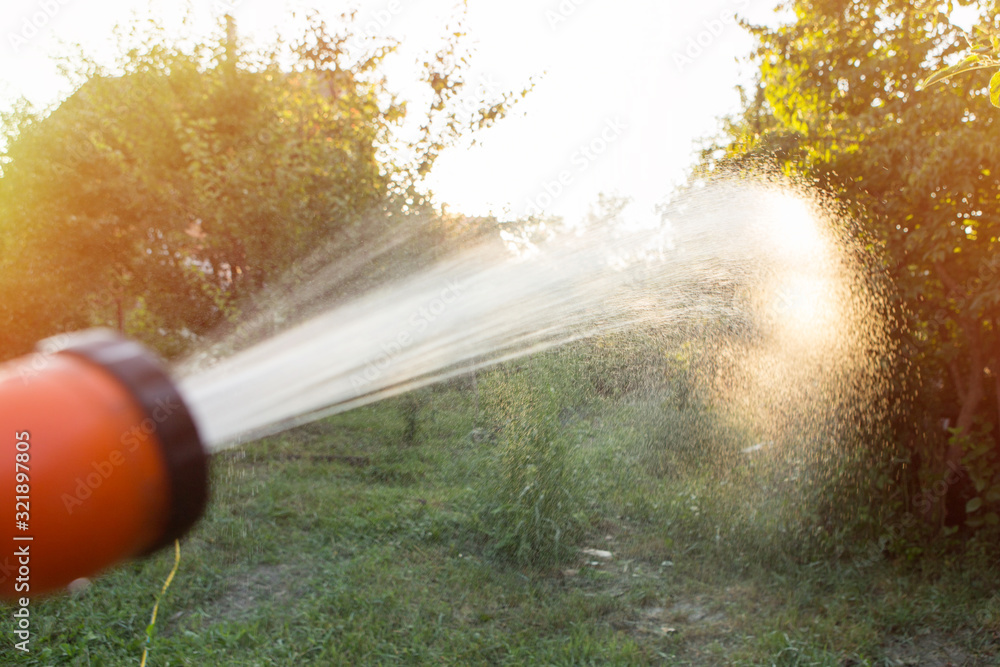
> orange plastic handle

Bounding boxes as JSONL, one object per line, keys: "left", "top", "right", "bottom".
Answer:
{"left": 0, "top": 352, "right": 171, "bottom": 598}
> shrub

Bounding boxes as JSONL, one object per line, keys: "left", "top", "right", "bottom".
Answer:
{"left": 473, "top": 357, "right": 590, "bottom": 568}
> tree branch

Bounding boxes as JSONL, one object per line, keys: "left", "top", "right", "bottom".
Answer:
{"left": 934, "top": 261, "right": 963, "bottom": 296}
{"left": 949, "top": 359, "right": 968, "bottom": 405}
{"left": 995, "top": 370, "right": 1000, "bottom": 440}
{"left": 956, "top": 321, "right": 985, "bottom": 437}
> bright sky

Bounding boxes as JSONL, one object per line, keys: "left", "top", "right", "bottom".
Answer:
{"left": 0, "top": 0, "right": 784, "bottom": 225}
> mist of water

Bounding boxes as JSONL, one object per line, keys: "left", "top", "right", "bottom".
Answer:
{"left": 177, "top": 179, "right": 886, "bottom": 453}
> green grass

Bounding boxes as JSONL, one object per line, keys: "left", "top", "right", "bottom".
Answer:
{"left": 1, "top": 361, "right": 999, "bottom": 665}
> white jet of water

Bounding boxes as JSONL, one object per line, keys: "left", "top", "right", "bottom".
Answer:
{"left": 177, "top": 181, "right": 851, "bottom": 451}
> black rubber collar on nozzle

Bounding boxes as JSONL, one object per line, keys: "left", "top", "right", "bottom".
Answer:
{"left": 50, "top": 330, "right": 209, "bottom": 554}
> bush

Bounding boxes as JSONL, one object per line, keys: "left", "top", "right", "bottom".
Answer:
{"left": 472, "top": 357, "right": 590, "bottom": 568}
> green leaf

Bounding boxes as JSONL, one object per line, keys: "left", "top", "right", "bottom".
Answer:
{"left": 985, "top": 512, "right": 1000, "bottom": 526}
{"left": 966, "top": 497, "right": 983, "bottom": 513}
{"left": 968, "top": 441, "right": 993, "bottom": 460}
{"left": 985, "top": 486, "right": 1000, "bottom": 504}
{"left": 918, "top": 54, "right": 981, "bottom": 90}
{"left": 990, "top": 71, "right": 1000, "bottom": 108}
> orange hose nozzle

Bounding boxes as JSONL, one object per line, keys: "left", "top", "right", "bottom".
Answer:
{"left": 0, "top": 330, "right": 208, "bottom": 599}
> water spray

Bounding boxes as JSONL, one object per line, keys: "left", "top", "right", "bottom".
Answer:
{"left": 0, "top": 330, "right": 208, "bottom": 599}
{"left": 0, "top": 181, "right": 880, "bottom": 600}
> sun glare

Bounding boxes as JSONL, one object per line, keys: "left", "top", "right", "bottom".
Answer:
{"left": 766, "top": 193, "right": 827, "bottom": 261}
{"left": 757, "top": 192, "right": 843, "bottom": 351}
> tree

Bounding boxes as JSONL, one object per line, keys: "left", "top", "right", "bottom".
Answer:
{"left": 0, "top": 11, "right": 525, "bottom": 359}
{"left": 920, "top": 7, "right": 1000, "bottom": 107}
{"left": 706, "top": 0, "right": 1000, "bottom": 528}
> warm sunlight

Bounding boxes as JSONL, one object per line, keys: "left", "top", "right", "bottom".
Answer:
{"left": 0, "top": 0, "right": 779, "bottom": 224}
{"left": 1, "top": 0, "right": 997, "bottom": 663}
{"left": 766, "top": 192, "right": 827, "bottom": 261}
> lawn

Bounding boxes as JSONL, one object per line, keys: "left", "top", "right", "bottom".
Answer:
{"left": 1, "top": 350, "right": 999, "bottom": 665}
